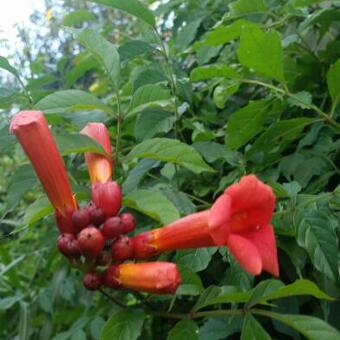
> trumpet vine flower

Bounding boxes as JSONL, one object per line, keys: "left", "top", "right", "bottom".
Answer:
{"left": 10, "top": 111, "right": 77, "bottom": 232}
{"left": 103, "top": 262, "right": 181, "bottom": 294}
{"left": 131, "top": 175, "right": 279, "bottom": 276}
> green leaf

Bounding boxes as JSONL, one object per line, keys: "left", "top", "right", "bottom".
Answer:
{"left": 7, "top": 165, "right": 37, "bottom": 206}
{"left": 127, "top": 138, "right": 214, "bottom": 174}
{"left": 69, "top": 28, "right": 120, "bottom": 89}
{"left": 62, "top": 10, "right": 96, "bottom": 26}
{"left": 135, "top": 109, "right": 174, "bottom": 141}
{"left": 100, "top": 309, "right": 145, "bottom": 340}
{"left": 177, "top": 267, "right": 204, "bottom": 296}
{"left": 213, "top": 80, "right": 240, "bottom": 109}
{"left": 287, "top": 91, "right": 312, "bottom": 109}
{"left": 0, "top": 56, "right": 20, "bottom": 79}
{"left": 248, "top": 118, "right": 316, "bottom": 156}
{"left": 167, "top": 320, "right": 198, "bottom": 340}
{"left": 122, "top": 159, "right": 159, "bottom": 194}
{"left": 226, "top": 99, "right": 271, "bottom": 150}
{"left": 90, "top": 0, "right": 155, "bottom": 26}
{"left": 262, "top": 279, "right": 335, "bottom": 302}
{"left": 22, "top": 197, "right": 53, "bottom": 226}
{"left": 174, "top": 248, "right": 218, "bottom": 272}
{"left": 199, "top": 316, "right": 243, "bottom": 340}
{"left": 190, "top": 64, "right": 239, "bottom": 81}
{"left": 241, "top": 314, "right": 271, "bottom": 340}
{"left": 175, "top": 18, "right": 202, "bottom": 51}
{"left": 19, "top": 301, "right": 30, "bottom": 340}
{"left": 255, "top": 311, "right": 340, "bottom": 340}
{"left": 123, "top": 189, "right": 180, "bottom": 224}
{"left": 118, "top": 40, "right": 154, "bottom": 63}
{"left": 326, "top": 59, "right": 340, "bottom": 112}
{"left": 0, "top": 296, "right": 22, "bottom": 310}
{"left": 35, "top": 89, "right": 111, "bottom": 115}
{"left": 55, "top": 133, "right": 107, "bottom": 156}
{"left": 296, "top": 209, "right": 339, "bottom": 282}
{"left": 229, "top": 0, "right": 269, "bottom": 17}
{"left": 129, "top": 84, "right": 171, "bottom": 114}
{"left": 237, "top": 26, "right": 285, "bottom": 82}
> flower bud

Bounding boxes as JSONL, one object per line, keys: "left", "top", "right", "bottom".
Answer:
{"left": 83, "top": 272, "right": 102, "bottom": 290}
{"left": 92, "top": 181, "right": 122, "bottom": 218}
{"left": 120, "top": 213, "right": 136, "bottom": 234}
{"left": 72, "top": 208, "right": 90, "bottom": 233}
{"left": 102, "top": 217, "right": 122, "bottom": 239}
{"left": 78, "top": 227, "right": 105, "bottom": 259}
{"left": 89, "top": 207, "right": 106, "bottom": 226}
{"left": 111, "top": 236, "right": 133, "bottom": 262}
{"left": 57, "top": 234, "right": 81, "bottom": 258}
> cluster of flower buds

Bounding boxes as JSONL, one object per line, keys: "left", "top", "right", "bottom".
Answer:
{"left": 10, "top": 111, "right": 279, "bottom": 296}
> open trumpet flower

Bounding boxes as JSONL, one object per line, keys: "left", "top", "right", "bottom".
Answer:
{"left": 131, "top": 175, "right": 279, "bottom": 277}
{"left": 103, "top": 262, "right": 181, "bottom": 294}
{"left": 81, "top": 123, "right": 121, "bottom": 217}
{"left": 10, "top": 111, "right": 77, "bottom": 233}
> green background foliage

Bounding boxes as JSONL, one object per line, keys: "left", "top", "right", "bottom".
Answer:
{"left": 1, "top": 0, "right": 340, "bottom": 338}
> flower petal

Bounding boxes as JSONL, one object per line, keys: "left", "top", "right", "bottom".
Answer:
{"left": 242, "top": 224, "right": 279, "bottom": 276}
{"left": 209, "top": 193, "right": 231, "bottom": 245}
{"left": 225, "top": 175, "right": 275, "bottom": 233}
{"left": 227, "top": 234, "right": 262, "bottom": 276}
{"left": 81, "top": 123, "right": 113, "bottom": 184}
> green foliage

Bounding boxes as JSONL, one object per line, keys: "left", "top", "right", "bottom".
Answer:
{"left": 1, "top": 0, "right": 340, "bottom": 338}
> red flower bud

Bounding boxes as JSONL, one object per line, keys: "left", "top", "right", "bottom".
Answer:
{"left": 96, "top": 251, "right": 112, "bottom": 266}
{"left": 120, "top": 213, "right": 136, "bottom": 234}
{"left": 89, "top": 207, "right": 106, "bottom": 226}
{"left": 83, "top": 272, "right": 102, "bottom": 290}
{"left": 102, "top": 217, "right": 122, "bottom": 239}
{"left": 72, "top": 208, "right": 90, "bottom": 233}
{"left": 57, "top": 234, "right": 81, "bottom": 258}
{"left": 78, "top": 227, "right": 105, "bottom": 259}
{"left": 111, "top": 236, "right": 134, "bottom": 261}
{"left": 102, "top": 265, "right": 120, "bottom": 288}
{"left": 92, "top": 181, "right": 122, "bottom": 218}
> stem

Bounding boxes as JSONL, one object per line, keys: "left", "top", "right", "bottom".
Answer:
{"left": 153, "top": 28, "right": 180, "bottom": 140}
{"left": 240, "top": 79, "right": 340, "bottom": 130}
{"left": 115, "top": 92, "right": 123, "bottom": 167}
{"left": 99, "top": 288, "right": 127, "bottom": 308}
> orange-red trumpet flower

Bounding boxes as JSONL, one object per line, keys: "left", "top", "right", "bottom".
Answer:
{"left": 81, "top": 122, "right": 113, "bottom": 184}
{"left": 10, "top": 111, "right": 77, "bottom": 232}
{"left": 131, "top": 175, "right": 279, "bottom": 277}
{"left": 103, "top": 262, "right": 181, "bottom": 294}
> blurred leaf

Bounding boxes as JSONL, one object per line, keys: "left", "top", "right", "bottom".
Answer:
{"left": 19, "top": 301, "right": 30, "bottom": 340}
{"left": 175, "top": 248, "right": 218, "bottom": 272}
{"left": 124, "top": 189, "right": 180, "bottom": 224}
{"left": 35, "top": 89, "right": 111, "bottom": 115}
{"left": 62, "top": 10, "right": 96, "bottom": 26}
{"left": 135, "top": 109, "right": 174, "bottom": 141}
{"left": 69, "top": 28, "right": 120, "bottom": 89}
{"left": 101, "top": 309, "right": 145, "bottom": 340}
{"left": 175, "top": 19, "right": 202, "bottom": 51}
{"left": 0, "top": 56, "right": 20, "bottom": 79}
{"left": 241, "top": 314, "right": 270, "bottom": 340}
{"left": 118, "top": 40, "right": 154, "bottom": 63}
{"left": 237, "top": 26, "right": 285, "bottom": 82}
{"left": 287, "top": 91, "right": 312, "bottom": 109}
{"left": 229, "top": 0, "right": 269, "bottom": 16}
{"left": 177, "top": 267, "right": 204, "bottom": 296}
{"left": 326, "top": 59, "right": 340, "bottom": 112}
{"left": 127, "top": 138, "right": 214, "bottom": 174}
{"left": 199, "top": 316, "right": 242, "bottom": 340}
{"left": 167, "top": 320, "right": 199, "bottom": 340}
{"left": 0, "top": 296, "right": 21, "bottom": 310}
{"left": 91, "top": 0, "right": 155, "bottom": 26}
{"left": 190, "top": 64, "right": 239, "bottom": 81}
{"left": 256, "top": 311, "right": 340, "bottom": 340}
{"left": 22, "top": 197, "right": 53, "bottom": 226}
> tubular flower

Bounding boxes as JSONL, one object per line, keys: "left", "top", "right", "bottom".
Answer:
{"left": 103, "top": 262, "right": 181, "bottom": 294}
{"left": 223, "top": 175, "right": 278, "bottom": 277}
{"left": 10, "top": 111, "right": 77, "bottom": 230}
{"left": 81, "top": 122, "right": 113, "bottom": 184}
{"left": 131, "top": 175, "right": 278, "bottom": 277}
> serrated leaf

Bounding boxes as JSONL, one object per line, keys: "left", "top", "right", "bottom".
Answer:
{"left": 241, "top": 314, "right": 271, "bottom": 340}
{"left": 69, "top": 28, "right": 120, "bottom": 89}
{"left": 167, "top": 320, "right": 198, "bottom": 340}
{"left": 256, "top": 311, "right": 340, "bottom": 340}
{"left": 190, "top": 64, "right": 239, "bottom": 81}
{"left": 135, "top": 109, "right": 174, "bottom": 141}
{"left": 175, "top": 248, "right": 218, "bottom": 272}
{"left": 296, "top": 209, "right": 339, "bottom": 282}
{"left": 326, "top": 59, "right": 340, "bottom": 112}
{"left": 226, "top": 99, "right": 271, "bottom": 150}
{"left": 123, "top": 189, "right": 180, "bottom": 224}
{"left": 127, "top": 138, "right": 214, "bottom": 174}
{"left": 100, "top": 310, "right": 145, "bottom": 340}
{"left": 35, "top": 89, "right": 111, "bottom": 115}
{"left": 90, "top": 0, "right": 155, "bottom": 26}
{"left": 237, "top": 26, "right": 285, "bottom": 82}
